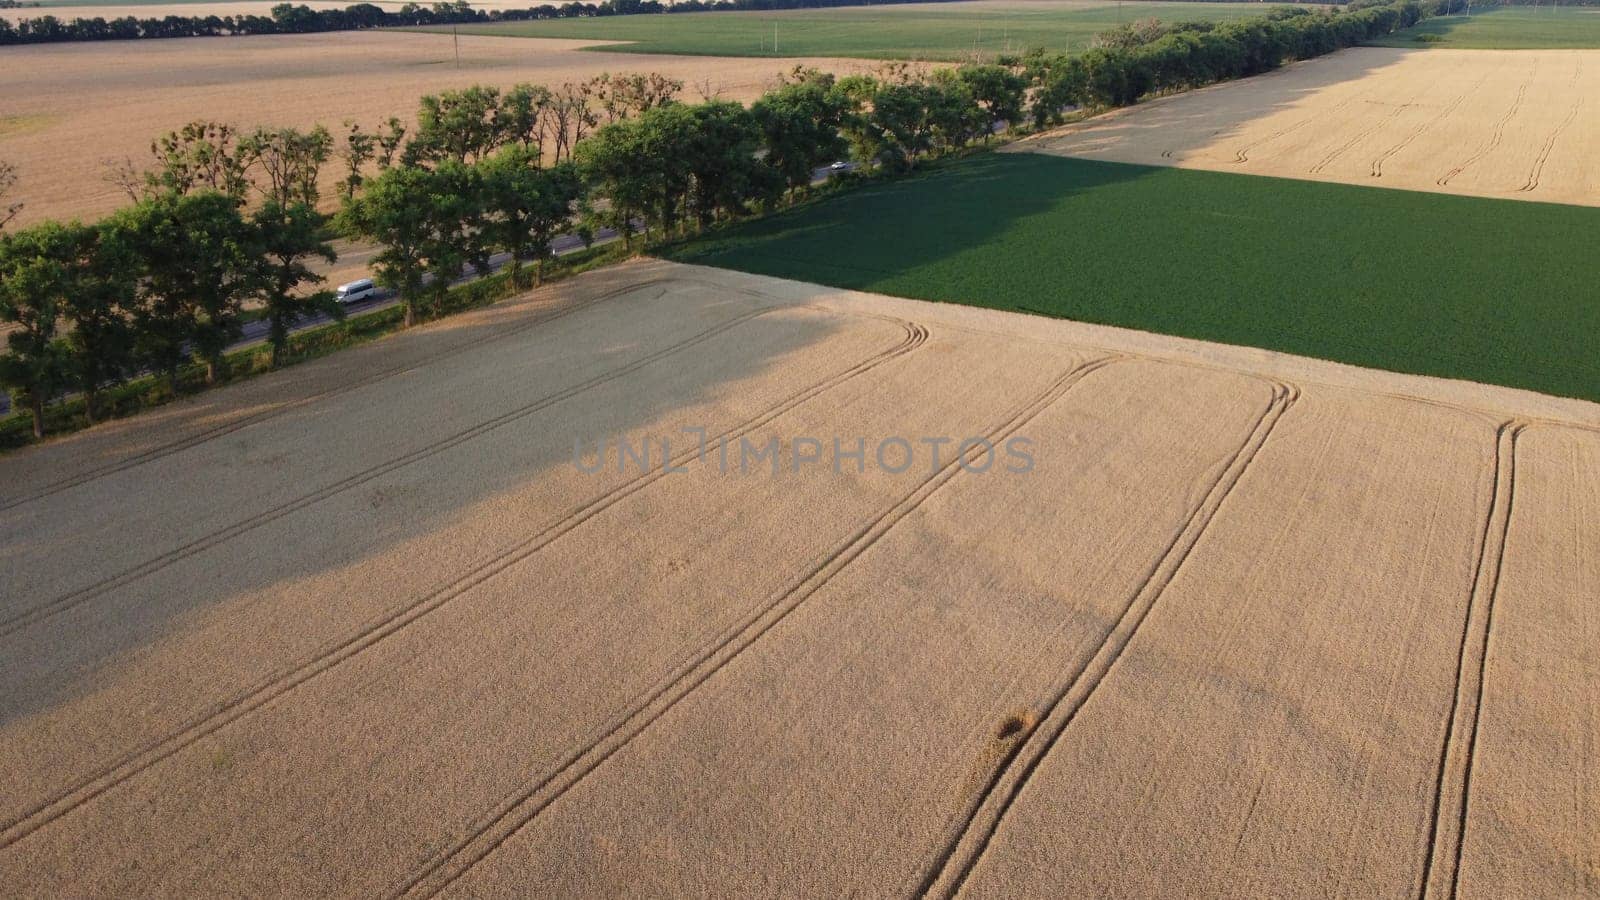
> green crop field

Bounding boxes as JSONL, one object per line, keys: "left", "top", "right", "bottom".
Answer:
{"left": 429, "top": 1, "right": 1280, "bottom": 60}
{"left": 1368, "top": 4, "right": 1600, "bottom": 48}
{"left": 668, "top": 153, "right": 1600, "bottom": 403}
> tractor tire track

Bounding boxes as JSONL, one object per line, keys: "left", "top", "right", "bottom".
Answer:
{"left": 0, "top": 316, "right": 928, "bottom": 851}
{"left": 1232, "top": 92, "right": 1364, "bottom": 164}
{"left": 1417, "top": 421, "right": 1521, "bottom": 900}
{"left": 915, "top": 381, "right": 1300, "bottom": 900}
{"left": 0, "top": 278, "right": 661, "bottom": 514}
{"left": 387, "top": 355, "right": 1125, "bottom": 899}
{"left": 1438, "top": 64, "right": 1535, "bottom": 187}
{"left": 1310, "top": 100, "right": 1416, "bottom": 175}
{"left": 0, "top": 304, "right": 772, "bottom": 639}
{"left": 1371, "top": 70, "right": 1489, "bottom": 179}
{"left": 1519, "top": 63, "right": 1582, "bottom": 193}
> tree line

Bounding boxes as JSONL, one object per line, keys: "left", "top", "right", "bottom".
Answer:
{"left": 1, "top": 0, "right": 1448, "bottom": 444}
{"left": 0, "top": 0, "right": 955, "bottom": 46}
{"left": 1013, "top": 0, "right": 1466, "bottom": 122}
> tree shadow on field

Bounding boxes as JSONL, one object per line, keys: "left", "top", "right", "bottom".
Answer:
{"left": 670, "top": 47, "right": 1411, "bottom": 305}
{"left": 0, "top": 267, "right": 916, "bottom": 807}
{"left": 670, "top": 47, "right": 1600, "bottom": 405}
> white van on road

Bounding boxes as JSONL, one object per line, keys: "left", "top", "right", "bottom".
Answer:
{"left": 336, "top": 278, "right": 376, "bottom": 304}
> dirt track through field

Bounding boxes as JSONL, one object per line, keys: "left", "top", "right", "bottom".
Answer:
{"left": 1, "top": 259, "right": 1596, "bottom": 895}
{"left": 1015, "top": 47, "right": 1600, "bottom": 206}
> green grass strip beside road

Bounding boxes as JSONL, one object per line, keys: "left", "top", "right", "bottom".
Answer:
{"left": 668, "top": 152, "right": 1600, "bottom": 404}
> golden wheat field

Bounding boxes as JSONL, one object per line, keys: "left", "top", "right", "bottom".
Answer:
{"left": 0, "top": 31, "right": 874, "bottom": 227}
{"left": 0, "top": 259, "right": 1594, "bottom": 896}
{"left": 1016, "top": 47, "right": 1600, "bottom": 206}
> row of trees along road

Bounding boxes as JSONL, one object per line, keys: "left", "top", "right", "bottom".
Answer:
{"left": 0, "top": 0, "right": 1447, "bottom": 442}
{"left": 0, "top": 171, "right": 336, "bottom": 438}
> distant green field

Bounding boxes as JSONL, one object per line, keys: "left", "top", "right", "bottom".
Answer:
{"left": 429, "top": 2, "right": 1279, "bottom": 60}
{"left": 1369, "top": 4, "right": 1600, "bottom": 48}
{"left": 669, "top": 153, "right": 1600, "bottom": 403}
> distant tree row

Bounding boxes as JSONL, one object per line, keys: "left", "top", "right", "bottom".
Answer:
{"left": 1012, "top": 0, "right": 1467, "bottom": 123}
{"left": 0, "top": 0, "right": 958, "bottom": 46}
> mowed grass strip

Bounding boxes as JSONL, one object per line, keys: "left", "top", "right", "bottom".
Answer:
{"left": 669, "top": 153, "right": 1600, "bottom": 403}
{"left": 1369, "top": 5, "right": 1600, "bottom": 48}
{"left": 430, "top": 2, "right": 1274, "bottom": 60}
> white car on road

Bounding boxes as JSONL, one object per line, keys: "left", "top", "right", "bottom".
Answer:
{"left": 335, "top": 278, "right": 376, "bottom": 304}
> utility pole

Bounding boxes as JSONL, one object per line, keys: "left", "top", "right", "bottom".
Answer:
{"left": 453, "top": 24, "right": 460, "bottom": 68}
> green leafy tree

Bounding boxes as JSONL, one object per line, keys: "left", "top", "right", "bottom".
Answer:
{"left": 870, "top": 82, "right": 938, "bottom": 169}
{"left": 832, "top": 74, "right": 882, "bottom": 167}
{"left": 0, "top": 224, "right": 73, "bottom": 438}
{"left": 338, "top": 163, "right": 484, "bottom": 328}
{"left": 61, "top": 222, "right": 137, "bottom": 424}
{"left": 576, "top": 113, "right": 682, "bottom": 244}
{"left": 956, "top": 64, "right": 1027, "bottom": 138}
{"left": 1022, "top": 51, "right": 1089, "bottom": 128}
{"left": 925, "top": 69, "right": 988, "bottom": 152}
{"left": 683, "top": 101, "right": 776, "bottom": 228}
{"left": 479, "top": 146, "right": 583, "bottom": 286}
{"left": 253, "top": 201, "right": 340, "bottom": 367}
{"left": 410, "top": 85, "right": 503, "bottom": 165}
{"left": 750, "top": 72, "right": 850, "bottom": 200}
{"left": 116, "top": 191, "right": 261, "bottom": 386}
{"left": 497, "top": 83, "right": 553, "bottom": 156}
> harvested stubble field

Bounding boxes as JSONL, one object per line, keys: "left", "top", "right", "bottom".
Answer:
{"left": 1014, "top": 45, "right": 1600, "bottom": 205}
{"left": 1, "top": 259, "right": 1596, "bottom": 896}
{"left": 0, "top": 31, "right": 872, "bottom": 226}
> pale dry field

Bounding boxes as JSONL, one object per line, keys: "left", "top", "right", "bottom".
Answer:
{"left": 3, "top": 1, "right": 382, "bottom": 22}
{"left": 3, "top": 0, "right": 691, "bottom": 19}
{"left": 0, "top": 31, "right": 875, "bottom": 226}
{"left": 0, "top": 259, "right": 1595, "bottom": 896}
{"left": 1015, "top": 47, "right": 1600, "bottom": 206}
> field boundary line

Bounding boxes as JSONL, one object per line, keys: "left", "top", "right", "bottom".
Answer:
{"left": 0, "top": 276, "right": 665, "bottom": 514}
{"left": 0, "top": 314, "right": 927, "bottom": 852}
{"left": 1417, "top": 420, "right": 1521, "bottom": 900}
{"left": 921, "top": 314, "right": 1597, "bottom": 435}
{"left": 385, "top": 354, "right": 1125, "bottom": 899}
{"left": 0, "top": 300, "right": 773, "bottom": 638}
{"left": 912, "top": 379, "right": 1300, "bottom": 899}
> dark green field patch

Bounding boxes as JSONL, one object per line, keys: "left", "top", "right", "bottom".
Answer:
{"left": 669, "top": 153, "right": 1600, "bottom": 403}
